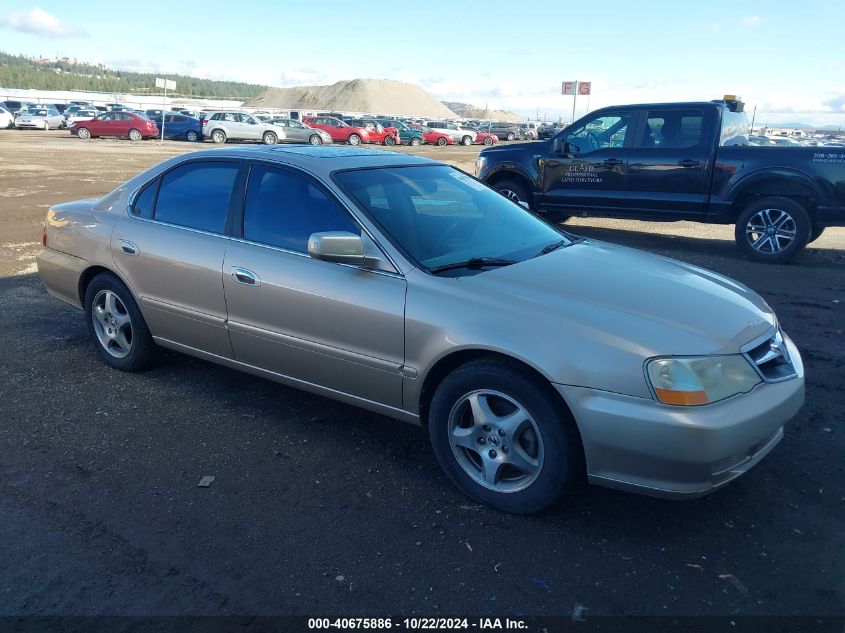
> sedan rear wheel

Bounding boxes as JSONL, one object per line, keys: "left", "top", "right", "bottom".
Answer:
{"left": 429, "top": 358, "right": 582, "bottom": 513}
{"left": 483, "top": 136, "right": 493, "bottom": 146}
{"left": 128, "top": 128, "right": 142, "bottom": 142}
{"left": 263, "top": 131, "right": 278, "bottom": 144}
{"left": 77, "top": 128, "right": 91, "bottom": 140}
{"left": 309, "top": 134, "right": 322, "bottom": 145}
{"left": 384, "top": 135, "right": 397, "bottom": 146}
{"left": 436, "top": 137, "right": 447, "bottom": 146}
{"left": 84, "top": 274, "right": 156, "bottom": 371}
{"left": 461, "top": 135, "right": 472, "bottom": 146}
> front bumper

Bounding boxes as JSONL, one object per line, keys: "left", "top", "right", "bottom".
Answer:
{"left": 555, "top": 338, "right": 804, "bottom": 498}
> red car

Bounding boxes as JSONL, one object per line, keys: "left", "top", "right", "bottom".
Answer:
{"left": 409, "top": 124, "right": 453, "bottom": 146}
{"left": 473, "top": 130, "right": 499, "bottom": 146}
{"left": 302, "top": 116, "right": 371, "bottom": 145}
{"left": 69, "top": 112, "right": 158, "bottom": 141}
{"left": 345, "top": 118, "right": 400, "bottom": 146}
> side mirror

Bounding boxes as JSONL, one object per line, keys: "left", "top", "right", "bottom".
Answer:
{"left": 553, "top": 138, "right": 579, "bottom": 154}
{"left": 308, "top": 231, "right": 380, "bottom": 267}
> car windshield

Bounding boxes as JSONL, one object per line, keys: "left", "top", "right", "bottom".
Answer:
{"left": 334, "top": 165, "right": 572, "bottom": 274}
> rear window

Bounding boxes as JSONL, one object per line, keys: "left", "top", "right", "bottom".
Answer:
{"left": 153, "top": 161, "right": 239, "bottom": 233}
{"left": 720, "top": 110, "right": 750, "bottom": 146}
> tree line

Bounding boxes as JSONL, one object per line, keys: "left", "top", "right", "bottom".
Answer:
{"left": 0, "top": 52, "right": 266, "bottom": 100}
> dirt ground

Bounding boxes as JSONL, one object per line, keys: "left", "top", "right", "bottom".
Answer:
{"left": 0, "top": 129, "right": 843, "bottom": 622}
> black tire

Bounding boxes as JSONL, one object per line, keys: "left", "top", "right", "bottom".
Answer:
{"left": 347, "top": 133, "right": 361, "bottom": 146}
{"left": 461, "top": 135, "right": 472, "bottom": 146}
{"left": 734, "top": 196, "right": 811, "bottom": 264}
{"left": 83, "top": 273, "right": 156, "bottom": 372}
{"left": 77, "top": 127, "right": 91, "bottom": 140}
{"left": 507, "top": 132, "right": 516, "bottom": 141}
{"left": 308, "top": 134, "right": 323, "bottom": 145}
{"left": 807, "top": 225, "right": 825, "bottom": 244}
{"left": 483, "top": 136, "right": 493, "bottom": 146}
{"left": 128, "top": 128, "right": 142, "bottom": 142}
{"left": 211, "top": 129, "right": 226, "bottom": 144}
{"left": 428, "top": 357, "right": 582, "bottom": 513}
{"left": 495, "top": 178, "right": 532, "bottom": 209}
{"left": 436, "top": 137, "right": 447, "bottom": 146}
{"left": 263, "top": 131, "right": 278, "bottom": 144}
{"left": 186, "top": 130, "right": 199, "bottom": 142}
{"left": 409, "top": 136, "right": 422, "bottom": 146}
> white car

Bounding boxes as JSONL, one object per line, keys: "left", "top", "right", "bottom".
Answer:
{"left": 202, "top": 111, "right": 287, "bottom": 144}
{"left": 424, "top": 121, "right": 477, "bottom": 145}
{"left": 0, "top": 106, "right": 13, "bottom": 129}
{"left": 64, "top": 109, "right": 99, "bottom": 129}
{"left": 15, "top": 106, "right": 64, "bottom": 130}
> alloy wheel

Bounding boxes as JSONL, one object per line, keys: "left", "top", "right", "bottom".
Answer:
{"left": 91, "top": 290, "right": 133, "bottom": 359}
{"left": 447, "top": 389, "right": 544, "bottom": 493}
{"left": 745, "top": 208, "right": 797, "bottom": 254}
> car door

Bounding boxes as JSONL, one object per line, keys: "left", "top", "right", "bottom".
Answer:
{"left": 538, "top": 110, "right": 637, "bottom": 214}
{"left": 624, "top": 107, "right": 715, "bottom": 216}
{"left": 222, "top": 162, "right": 406, "bottom": 408}
{"left": 89, "top": 113, "right": 112, "bottom": 135}
{"left": 288, "top": 120, "right": 309, "bottom": 143}
{"left": 240, "top": 114, "right": 262, "bottom": 140}
{"left": 110, "top": 159, "right": 241, "bottom": 358}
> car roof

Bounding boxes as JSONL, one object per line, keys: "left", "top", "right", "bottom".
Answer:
{"left": 163, "top": 145, "right": 436, "bottom": 177}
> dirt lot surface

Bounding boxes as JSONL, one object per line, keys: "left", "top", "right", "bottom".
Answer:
{"left": 0, "top": 130, "right": 843, "bottom": 621}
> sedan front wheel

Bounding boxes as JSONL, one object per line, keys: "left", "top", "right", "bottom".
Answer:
{"left": 429, "top": 358, "right": 582, "bottom": 513}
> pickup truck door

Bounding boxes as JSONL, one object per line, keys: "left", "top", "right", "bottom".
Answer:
{"left": 539, "top": 110, "right": 636, "bottom": 214}
{"left": 624, "top": 108, "right": 716, "bottom": 216}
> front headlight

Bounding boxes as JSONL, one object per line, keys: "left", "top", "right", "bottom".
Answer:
{"left": 475, "top": 155, "right": 487, "bottom": 176}
{"left": 646, "top": 355, "right": 761, "bottom": 406}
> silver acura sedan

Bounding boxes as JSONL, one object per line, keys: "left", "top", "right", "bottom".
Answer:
{"left": 37, "top": 146, "right": 804, "bottom": 513}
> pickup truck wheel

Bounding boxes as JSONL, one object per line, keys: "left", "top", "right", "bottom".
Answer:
{"left": 347, "top": 133, "right": 361, "bottom": 146}
{"left": 735, "top": 196, "right": 810, "bottom": 264}
{"left": 429, "top": 358, "right": 582, "bottom": 513}
{"left": 436, "top": 137, "right": 447, "bottom": 146}
{"left": 410, "top": 136, "right": 422, "bottom": 146}
{"left": 262, "top": 131, "right": 278, "bottom": 144}
{"left": 211, "top": 129, "right": 226, "bottom": 144}
{"left": 807, "top": 225, "right": 825, "bottom": 244}
{"left": 461, "top": 135, "right": 472, "bottom": 146}
{"left": 84, "top": 273, "right": 156, "bottom": 372}
{"left": 495, "top": 179, "right": 532, "bottom": 209}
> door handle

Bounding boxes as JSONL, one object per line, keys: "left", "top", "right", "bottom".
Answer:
{"left": 677, "top": 159, "right": 701, "bottom": 168}
{"left": 231, "top": 267, "right": 260, "bottom": 287}
{"left": 120, "top": 240, "right": 138, "bottom": 256}
{"left": 603, "top": 158, "right": 624, "bottom": 167}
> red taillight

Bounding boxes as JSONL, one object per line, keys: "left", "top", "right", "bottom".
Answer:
{"left": 41, "top": 223, "right": 47, "bottom": 247}
{"left": 202, "top": 118, "right": 208, "bottom": 125}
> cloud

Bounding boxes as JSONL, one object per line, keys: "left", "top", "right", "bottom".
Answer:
{"left": 0, "top": 7, "right": 87, "bottom": 38}
{"left": 742, "top": 15, "right": 762, "bottom": 26}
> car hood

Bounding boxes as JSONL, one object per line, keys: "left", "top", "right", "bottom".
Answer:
{"left": 463, "top": 239, "right": 775, "bottom": 358}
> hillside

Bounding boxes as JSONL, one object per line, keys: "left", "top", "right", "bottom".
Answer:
{"left": 442, "top": 101, "right": 523, "bottom": 122}
{"left": 247, "top": 79, "right": 456, "bottom": 117}
{"left": 0, "top": 52, "right": 266, "bottom": 100}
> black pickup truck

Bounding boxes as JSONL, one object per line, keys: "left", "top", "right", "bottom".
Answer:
{"left": 475, "top": 98, "right": 845, "bottom": 263}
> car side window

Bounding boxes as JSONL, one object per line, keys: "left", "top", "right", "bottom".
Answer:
{"left": 243, "top": 165, "right": 360, "bottom": 254}
{"left": 153, "top": 161, "right": 239, "bottom": 234}
{"left": 564, "top": 112, "right": 632, "bottom": 153}
{"left": 641, "top": 110, "right": 705, "bottom": 149}
{"left": 131, "top": 179, "right": 159, "bottom": 219}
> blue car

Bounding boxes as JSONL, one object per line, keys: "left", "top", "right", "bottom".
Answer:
{"left": 149, "top": 113, "right": 203, "bottom": 142}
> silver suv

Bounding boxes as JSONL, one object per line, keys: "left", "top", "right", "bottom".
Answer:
{"left": 424, "top": 121, "right": 477, "bottom": 146}
{"left": 203, "top": 111, "right": 287, "bottom": 144}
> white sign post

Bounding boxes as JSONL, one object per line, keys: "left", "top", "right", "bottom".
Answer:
{"left": 155, "top": 77, "right": 176, "bottom": 143}
{"left": 578, "top": 81, "right": 592, "bottom": 114}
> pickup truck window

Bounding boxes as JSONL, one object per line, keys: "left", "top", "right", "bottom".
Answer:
{"left": 565, "top": 112, "right": 632, "bottom": 152}
{"left": 720, "top": 109, "right": 750, "bottom": 146}
{"left": 643, "top": 110, "right": 705, "bottom": 149}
